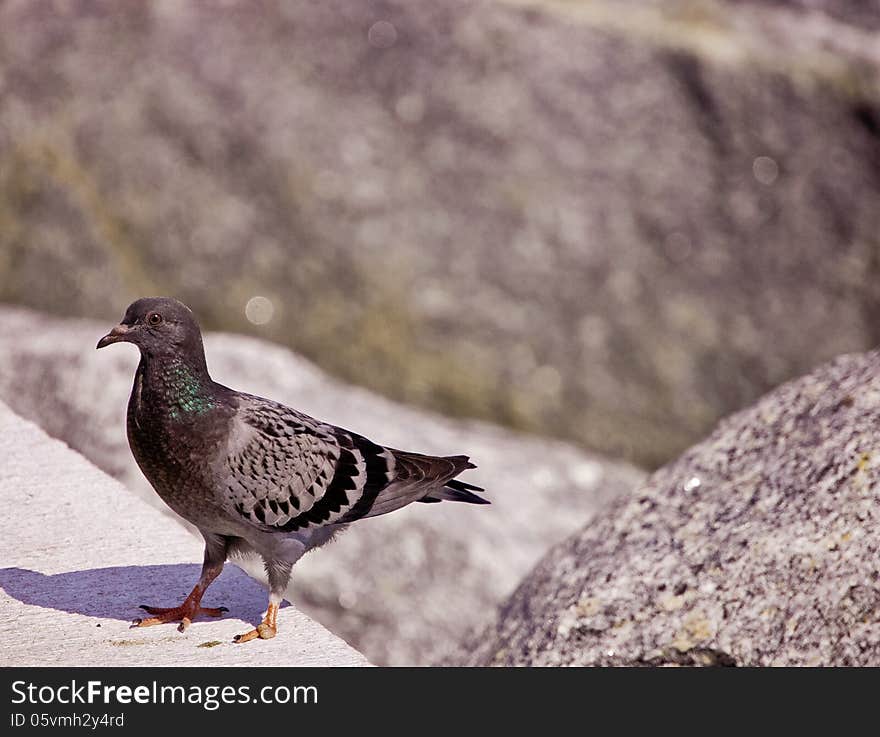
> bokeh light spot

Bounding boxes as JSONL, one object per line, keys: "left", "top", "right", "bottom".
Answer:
{"left": 752, "top": 156, "right": 779, "bottom": 185}
{"left": 245, "top": 296, "right": 275, "bottom": 325}
{"left": 368, "top": 20, "right": 397, "bottom": 49}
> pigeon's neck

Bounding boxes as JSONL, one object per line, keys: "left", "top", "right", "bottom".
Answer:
{"left": 137, "top": 354, "right": 218, "bottom": 420}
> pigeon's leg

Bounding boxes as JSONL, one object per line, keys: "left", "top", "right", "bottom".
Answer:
{"left": 132, "top": 535, "right": 228, "bottom": 632}
{"left": 233, "top": 558, "right": 292, "bottom": 643}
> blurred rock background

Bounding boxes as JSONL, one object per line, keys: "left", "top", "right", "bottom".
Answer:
{"left": 2, "top": 0, "right": 878, "bottom": 469}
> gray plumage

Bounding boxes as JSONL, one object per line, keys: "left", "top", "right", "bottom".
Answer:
{"left": 97, "top": 296, "right": 487, "bottom": 642}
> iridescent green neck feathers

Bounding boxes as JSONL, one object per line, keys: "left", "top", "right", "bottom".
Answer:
{"left": 151, "top": 358, "right": 217, "bottom": 420}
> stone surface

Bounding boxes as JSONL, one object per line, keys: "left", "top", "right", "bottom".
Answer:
{"left": 0, "top": 306, "right": 642, "bottom": 665}
{"left": 458, "top": 350, "right": 880, "bottom": 666}
{"left": 1, "top": 1, "right": 879, "bottom": 467}
{"left": 0, "top": 401, "right": 370, "bottom": 667}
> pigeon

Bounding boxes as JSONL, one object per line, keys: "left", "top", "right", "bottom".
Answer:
{"left": 97, "top": 297, "right": 488, "bottom": 643}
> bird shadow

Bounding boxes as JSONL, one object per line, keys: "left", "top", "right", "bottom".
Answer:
{"left": 0, "top": 564, "right": 288, "bottom": 625}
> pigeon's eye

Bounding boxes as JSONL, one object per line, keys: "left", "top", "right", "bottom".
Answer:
{"left": 147, "top": 312, "right": 163, "bottom": 326}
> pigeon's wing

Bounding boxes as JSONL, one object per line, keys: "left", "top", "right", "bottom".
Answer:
{"left": 219, "top": 395, "right": 396, "bottom": 532}
{"left": 219, "top": 394, "right": 484, "bottom": 533}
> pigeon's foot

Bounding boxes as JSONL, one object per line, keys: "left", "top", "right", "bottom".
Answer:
{"left": 233, "top": 602, "right": 279, "bottom": 644}
{"left": 131, "top": 602, "right": 229, "bottom": 633}
{"left": 232, "top": 622, "right": 276, "bottom": 643}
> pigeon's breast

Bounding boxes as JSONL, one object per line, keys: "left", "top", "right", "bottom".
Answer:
{"left": 125, "top": 379, "right": 233, "bottom": 529}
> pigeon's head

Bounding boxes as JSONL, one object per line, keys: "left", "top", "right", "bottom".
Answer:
{"left": 97, "top": 297, "right": 205, "bottom": 359}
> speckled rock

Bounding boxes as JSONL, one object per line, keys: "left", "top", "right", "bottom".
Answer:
{"left": 458, "top": 350, "right": 880, "bottom": 666}
{"left": 0, "top": 306, "right": 643, "bottom": 665}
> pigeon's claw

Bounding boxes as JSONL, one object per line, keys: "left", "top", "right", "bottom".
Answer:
{"left": 233, "top": 602, "right": 279, "bottom": 644}
{"left": 131, "top": 603, "right": 228, "bottom": 631}
{"left": 233, "top": 622, "right": 276, "bottom": 643}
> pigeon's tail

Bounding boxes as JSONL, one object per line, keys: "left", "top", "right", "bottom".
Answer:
{"left": 418, "top": 455, "right": 489, "bottom": 506}
{"left": 338, "top": 449, "right": 488, "bottom": 521}
{"left": 421, "top": 480, "right": 489, "bottom": 505}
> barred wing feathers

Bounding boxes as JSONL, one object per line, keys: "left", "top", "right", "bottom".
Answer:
{"left": 219, "top": 394, "right": 487, "bottom": 534}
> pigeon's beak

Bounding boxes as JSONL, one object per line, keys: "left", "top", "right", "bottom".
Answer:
{"left": 96, "top": 324, "right": 134, "bottom": 349}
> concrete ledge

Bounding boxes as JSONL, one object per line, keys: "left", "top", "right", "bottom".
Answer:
{"left": 0, "top": 402, "right": 370, "bottom": 666}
